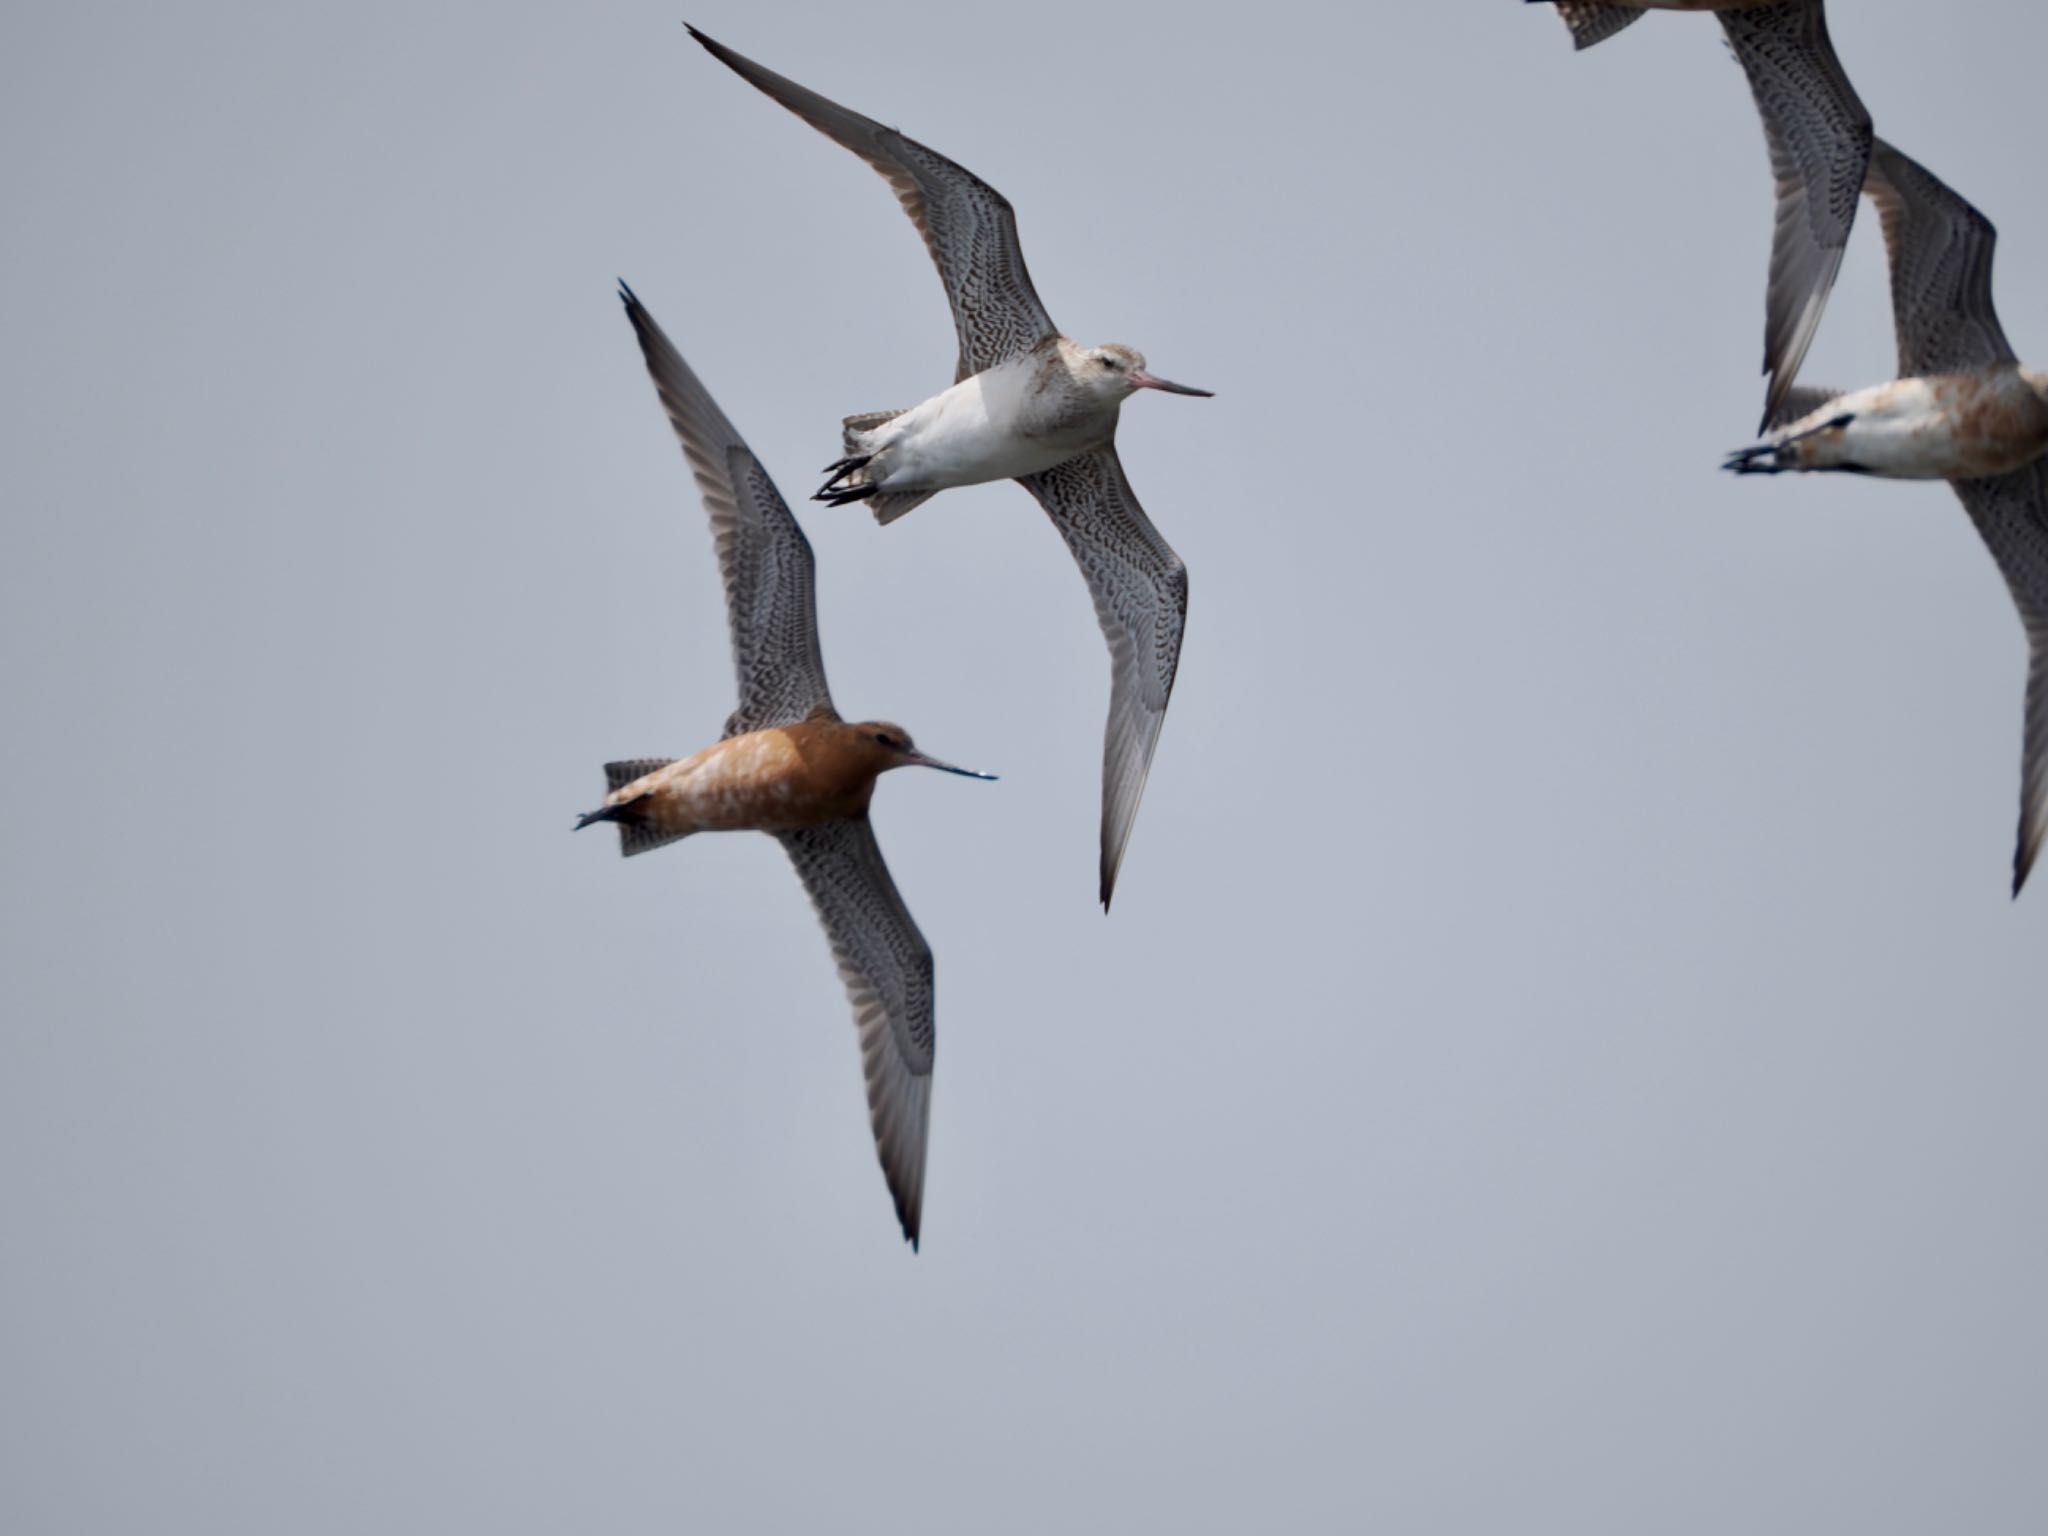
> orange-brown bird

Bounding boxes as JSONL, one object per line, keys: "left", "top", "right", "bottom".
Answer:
{"left": 579, "top": 282, "right": 995, "bottom": 1249}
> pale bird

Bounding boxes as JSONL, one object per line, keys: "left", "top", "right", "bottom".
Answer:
{"left": 579, "top": 282, "right": 996, "bottom": 1248}
{"left": 687, "top": 25, "right": 1209, "bottom": 910}
{"left": 1723, "top": 140, "right": 2048, "bottom": 897}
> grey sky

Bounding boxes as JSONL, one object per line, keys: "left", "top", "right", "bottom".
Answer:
{"left": 5, "top": 2, "right": 2047, "bottom": 1531}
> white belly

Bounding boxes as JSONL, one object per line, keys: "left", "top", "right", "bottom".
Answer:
{"left": 1809, "top": 379, "right": 1960, "bottom": 478}
{"left": 866, "top": 363, "right": 1108, "bottom": 492}
{"left": 1779, "top": 374, "right": 2048, "bottom": 480}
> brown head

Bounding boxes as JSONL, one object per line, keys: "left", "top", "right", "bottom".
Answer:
{"left": 846, "top": 721, "right": 999, "bottom": 783}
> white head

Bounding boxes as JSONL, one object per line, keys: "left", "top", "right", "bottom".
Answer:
{"left": 1075, "top": 343, "right": 1214, "bottom": 404}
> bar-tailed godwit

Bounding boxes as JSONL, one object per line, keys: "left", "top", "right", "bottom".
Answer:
{"left": 579, "top": 282, "right": 996, "bottom": 1248}
{"left": 1723, "top": 140, "right": 2048, "bottom": 896}
{"left": 1534, "top": 1, "right": 1872, "bottom": 429}
{"left": 687, "top": 26, "right": 1208, "bottom": 910}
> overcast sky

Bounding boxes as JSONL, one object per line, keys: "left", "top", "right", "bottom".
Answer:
{"left": 6, "top": 3, "right": 2048, "bottom": 1531}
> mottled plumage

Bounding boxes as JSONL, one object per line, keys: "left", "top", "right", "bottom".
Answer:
{"left": 687, "top": 26, "right": 1206, "bottom": 909}
{"left": 1537, "top": 1, "right": 1871, "bottom": 429}
{"left": 1724, "top": 141, "right": 2048, "bottom": 895}
{"left": 581, "top": 284, "right": 995, "bottom": 1247}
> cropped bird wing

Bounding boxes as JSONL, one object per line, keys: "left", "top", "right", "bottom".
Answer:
{"left": 1720, "top": 1, "right": 1872, "bottom": 430}
{"left": 618, "top": 282, "right": 835, "bottom": 737}
{"left": 687, "top": 27, "right": 1058, "bottom": 383}
{"left": 1948, "top": 463, "right": 2048, "bottom": 896}
{"left": 1017, "top": 447, "right": 1188, "bottom": 910}
{"left": 1551, "top": 3, "right": 1643, "bottom": 50}
{"left": 1863, "top": 137, "right": 2016, "bottom": 379}
{"left": 776, "top": 817, "right": 936, "bottom": 1247}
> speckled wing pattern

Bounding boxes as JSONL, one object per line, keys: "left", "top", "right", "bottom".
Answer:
{"left": 687, "top": 27, "right": 1058, "bottom": 383}
{"left": 776, "top": 817, "right": 935, "bottom": 1247}
{"left": 1552, "top": 3, "right": 1642, "bottom": 50}
{"left": 1947, "top": 463, "right": 2048, "bottom": 897}
{"left": 1018, "top": 447, "right": 1188, "bottom": 909}
{"left": 1720, "top": 1, "right": 1872, "bottom": 432}
{"left": 618, "top": 282, "right": 836, "bottom": 738}
{"left": 1863, "top": 137, "right": 2016, "bottom": 379}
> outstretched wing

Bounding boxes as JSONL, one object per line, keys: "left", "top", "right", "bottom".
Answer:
{"left": 1720, "top": 1, "right": 1872, "bottom": 430}
{"left": 1017, "top": 447, "right": 1188, "bottom": 910}
{"left": 1863, "top": 137, "right": 2016, "bottom": 380}
{"left": 688, "top": 27, "right": 1058, "bottom": 383}
{"left": 776, "top": 817, "right": 936, "bottom": 1247}
{"left": 1948, "top": 463, "right": 2048, "bottom": 896}
{"left": 618, "top": 282, "right": 835, "bottom": 737}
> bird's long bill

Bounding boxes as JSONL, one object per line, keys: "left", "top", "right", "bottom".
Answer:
{"left": 906, "top": 750, "right": 998, "bottom": 781}
{"left": 1128, "top": 369, "right": 1213, "bottom": 397}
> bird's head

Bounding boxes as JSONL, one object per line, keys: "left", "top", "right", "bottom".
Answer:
{"left": 1076, "top": 343, "right": 1213, "bottom": 405}
{"left": 854, "top": 722, "right": 998, "bottom": 782}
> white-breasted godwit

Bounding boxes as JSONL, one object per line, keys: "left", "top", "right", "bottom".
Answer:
{"left": 687, "top": 25, "right": 1207, "bottom": 910}
{"left": 1723, "top": 140, "right": 2048, "bottom": 896}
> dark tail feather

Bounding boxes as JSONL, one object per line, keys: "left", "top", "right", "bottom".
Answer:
{"left": 577, "top": 759, "right": 687, "bottom": 857}
{"left": 815, "top": 481, "right": 879, "bottom": 507}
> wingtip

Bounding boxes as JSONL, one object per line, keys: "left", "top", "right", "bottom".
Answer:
{"left": 617, "top": 277, "right": 639, "bottom": 308}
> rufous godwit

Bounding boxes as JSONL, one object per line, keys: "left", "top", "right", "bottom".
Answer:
{"left": 579, "top": 282, "right": 996, "bottom": 1247}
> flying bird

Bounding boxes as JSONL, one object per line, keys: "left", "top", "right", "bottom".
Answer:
{"left": 1723, "top": 140, "right": 2048, "bottom": 896}
{"left": 1534, "top": 1, "right": 1872, "bottom": 430}
{"left": 579, "top": 282, "right": 997, "bottom": 1248}
{"left": 686, "top": 25, "right": 1208, "bottom": 910}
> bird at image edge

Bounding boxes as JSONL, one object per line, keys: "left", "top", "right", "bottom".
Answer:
{"left": 686, "top": 24, "right": 1207, "bottom": 911}
{"left": 578, "top": 283, "right": 997, "bottom": 1249}
{"left": 1723, "top": 140, "right": 2048, "bottom": 899}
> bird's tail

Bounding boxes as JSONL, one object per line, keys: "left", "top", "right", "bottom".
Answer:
{"left": 841, "top": 408, "right": 905, "bottom": 456}
{"left": 816, "top": 412, "right": 935, "bottom": 525}
{"left": 575, "top": 759, "right": 687, "bottom": 857}
{"left": 1539, "top": 2, "right": 1643, "bottom": 50}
